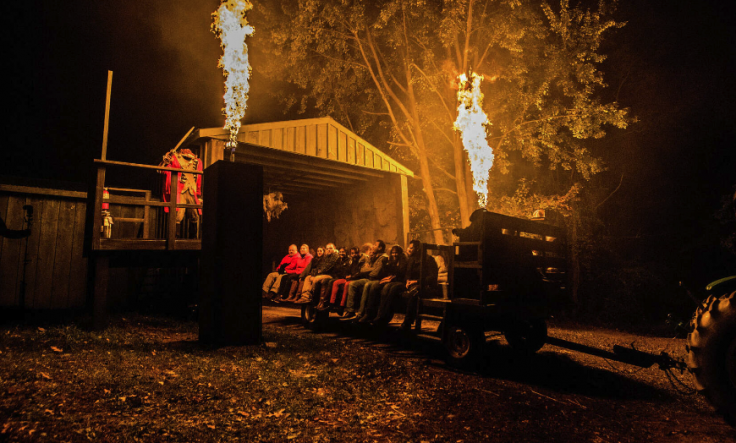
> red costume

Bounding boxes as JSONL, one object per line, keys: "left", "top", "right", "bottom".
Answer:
{"left": 160, "top": 149, "right": 203, "bottom": 218}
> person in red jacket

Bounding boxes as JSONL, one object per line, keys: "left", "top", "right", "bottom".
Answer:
{"left": 160, "top": 148, "right": 203, "bottom": 237}
{"left": 262, "top": 244, "right": 300, "bottom": 300}
{"left": 276, "top": 244, "right": 313, "bottom": 302}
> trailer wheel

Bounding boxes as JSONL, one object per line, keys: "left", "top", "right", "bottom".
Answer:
{"left": 687, "top": 291, "right": 736, "bottom": 426}
{"left": 444, "top": 324, "right": 484, "bottom": 366}
{"left": 504, "top": 319, "right": 547, "bottom": 354}
{"left": 301, "top": 304, "right": 327, "bottom": 331}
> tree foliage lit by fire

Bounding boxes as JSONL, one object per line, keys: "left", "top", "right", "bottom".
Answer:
{"left": 260, "top": 0, "right": 632, "bottom": 243}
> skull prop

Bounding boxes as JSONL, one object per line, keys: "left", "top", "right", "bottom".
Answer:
{"left": 263, "top": 191, "right": 287, "bottom": 222}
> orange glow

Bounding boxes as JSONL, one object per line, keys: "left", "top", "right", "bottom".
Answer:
{"left": 454, "top": 72, "right": 494, "bottom": 208}
{"left": 212, "top": 0, "right": 255, "bottom": 148}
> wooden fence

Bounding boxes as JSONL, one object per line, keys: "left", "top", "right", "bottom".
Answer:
{"left": 0, "top": 184, "right": 88, "bottom": 309}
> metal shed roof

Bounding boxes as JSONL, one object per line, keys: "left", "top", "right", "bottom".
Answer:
{"left": 187, "top": 116, "right": 414, "bottom": 197}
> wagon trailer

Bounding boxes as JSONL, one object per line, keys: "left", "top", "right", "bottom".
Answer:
{"left": 300, "top": 208, "right": 736, "bottom": 426}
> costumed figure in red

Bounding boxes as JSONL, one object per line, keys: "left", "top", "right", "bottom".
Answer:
{"left": 160, "top": 148, "right": 203, "bottom": 237}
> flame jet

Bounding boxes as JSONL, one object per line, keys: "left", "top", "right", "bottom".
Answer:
{"left": 212, "top": 0, "right": 255, "bottom": 149}
{"left": 454, "top": 72, "right": 494, "bottom": 208}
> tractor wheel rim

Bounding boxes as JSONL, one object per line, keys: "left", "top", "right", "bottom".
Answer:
{"left": 448, "top": 328, "right": 470, "bottom": 358}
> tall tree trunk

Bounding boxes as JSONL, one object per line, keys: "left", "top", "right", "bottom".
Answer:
{"left": 570, "top": 207, "right": 581, "bottom": 313}
{"left": 417, "top": 147, "right": 445, "bottom": 245}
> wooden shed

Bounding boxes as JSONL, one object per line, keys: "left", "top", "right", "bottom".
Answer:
{"left": 182, "top": 116, "right": 414, "bottom": 271}
{"left": 0, "top": 117, "right": 414, "bottom": 317}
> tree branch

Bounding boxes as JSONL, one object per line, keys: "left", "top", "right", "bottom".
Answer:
{"left": 595, "top": 173, "right": 624, "bottom": 209}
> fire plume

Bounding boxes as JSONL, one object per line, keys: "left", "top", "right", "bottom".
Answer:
{"left": 454, "top": 72, "right": 494, "bottom": 208}
{"left": 212, "top": 0, "right": 255, "bottom": 148}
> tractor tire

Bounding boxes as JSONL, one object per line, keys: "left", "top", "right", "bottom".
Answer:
{"left": 301, "top": 304, "right": 327, "bottom": 331}
{"left": 504, "top": 318, "right": 547, "bottom": 354}
{"left": 687, "top": 291, "right": 736, "bottom": 426}
{"left": 444, "top": 324, "right": 485, "bottom": 367}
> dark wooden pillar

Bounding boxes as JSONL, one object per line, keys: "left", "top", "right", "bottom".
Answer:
{"left": 199, "top": 161, "right": 263, "bottom": 345}
{"left": 91, "top": 254, "right": 109, "bottom": 330}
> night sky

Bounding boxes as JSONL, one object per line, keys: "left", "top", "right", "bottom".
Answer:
{"left": 4, "top": 1, "right": 736, "bottom": 254}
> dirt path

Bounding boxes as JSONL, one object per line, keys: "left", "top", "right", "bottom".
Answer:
{"left": 262, "top": 305, "right": 735, "bottom": 442}
{"left": 0, "top": 308, "right": 734, "bottom": 442}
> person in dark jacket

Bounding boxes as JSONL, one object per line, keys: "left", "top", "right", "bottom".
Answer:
{"left": 296, "top": 243, "right": 340, "bottom": 303}
{"left": 399, "top": 240, "right": 439, "bottom": 330}
{"left": 315, "top": 247, "right": 351, "bottom": 310}
{"left": 343, "top": 240, "right": 387, "bottom": 319}
{"left": 326, "top": 246, "right": 368, "bottom": 309}
{"left": 359, "top": 245, "right": 408, "bottom": 323}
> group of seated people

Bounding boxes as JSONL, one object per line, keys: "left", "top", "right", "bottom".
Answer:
{"left": 261, "top": 239, "right": 444, "bottom": 330}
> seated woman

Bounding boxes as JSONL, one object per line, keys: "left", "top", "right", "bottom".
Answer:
{"left": 373, "top": 240, "right": 438, "bottom": 329}
{"left": 296, "top": 243, "right": 340, "bottom": 304}
{"left": 359, "top": 244, "right": 408, "bottom": 323}
{"left": 324, "top": 245, "right": 367, "bottom": 311}
{"left": 315, "top": 246, "right": 351, "bottom": 311}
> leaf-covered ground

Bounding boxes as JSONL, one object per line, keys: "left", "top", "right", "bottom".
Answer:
{"left": 1, "top": 306, "right": 735, "bottom": 442}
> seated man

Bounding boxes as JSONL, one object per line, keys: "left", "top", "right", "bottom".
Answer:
{"left": 400, "top": 239, "right": 439, "bottom": 330}
{"left": 262, "top": 244, "right": 299, "bottom": 300}
{"left": 296, "top": 243, "right": 340, "bottom": 304}
{"left": 359, "top": 244, "right": 408, "bottom": 323}
{"left": 342, "top": 240, "right": 387, "bottom": 320}
{"left": 277, "top": 244, "right": 313, "bottom": 302}
{"left": 315, "top": 246, "right": 351, "bottom": 311}
{"left": 326, "top": 245, "right": 369, "bottom": 310}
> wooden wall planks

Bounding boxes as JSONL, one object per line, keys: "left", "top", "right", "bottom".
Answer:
{"left": 0, "top": 192, "right": 88, "bottom": 309}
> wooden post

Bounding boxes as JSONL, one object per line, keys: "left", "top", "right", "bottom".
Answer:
{"left": 167, "top": 170, "right": 178, "bottom": 248}
{"left": 101, "top": 70, "right": 113, "bottom": 161}
{"left": 143, "top": 191, "right": 150, "bottom": 239}
{"left": 92, "top": 167, "right": 105, "bottom": 249}
{"left": 92, "top": 255, "right": 109, "bottom": 330}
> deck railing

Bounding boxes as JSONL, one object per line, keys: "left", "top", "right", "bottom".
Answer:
{"left": 88, "top": 159, "right": 203, "bottom": 251}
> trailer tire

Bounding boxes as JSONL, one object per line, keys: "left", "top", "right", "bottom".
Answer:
{"left": 504, "top": 319, "right": 547, "bottom": 354}
{"left": 444, "top": 324, "right": 484, "bottom": 366}
{"left": 301, "top": 304, "right": 327, "bottom": 331}
{"left": 687, "top": 291, "right": 736, "bottom": 426}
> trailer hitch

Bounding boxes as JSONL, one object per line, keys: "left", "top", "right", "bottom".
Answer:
{"left": 546, "top": 337, "right": 687, "bottom": 372}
